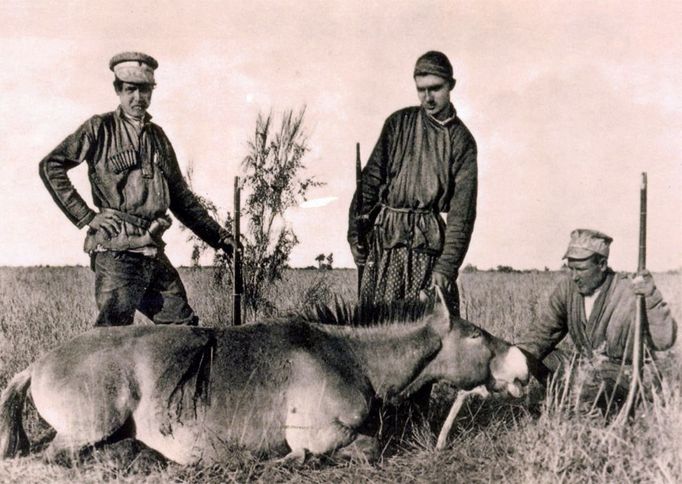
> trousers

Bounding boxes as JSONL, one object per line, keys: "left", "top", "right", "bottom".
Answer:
{"left": 91, "top": 251, "right": 198, "bottom": 326}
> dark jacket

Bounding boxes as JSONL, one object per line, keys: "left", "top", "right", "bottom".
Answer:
{"left": 347, "top": 106, "right": 477, "bottom": 278}
{"left": 39, "top": 107, "right": 225, "bottom": 252}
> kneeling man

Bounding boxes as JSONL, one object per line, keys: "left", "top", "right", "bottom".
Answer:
{"left": 518, "top": 229, "right": 677, "bottom": 408}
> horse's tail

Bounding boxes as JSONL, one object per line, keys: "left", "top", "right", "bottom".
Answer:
{"left": 0, "top": 368, "right": 31, "bottom": 458}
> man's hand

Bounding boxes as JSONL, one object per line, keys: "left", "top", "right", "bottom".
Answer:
{"left": 431, "top": 271, "right": 453, "bottom": 293}
{"left": 632, "top": 270, "right": 656, "bottom": 296}
{"left": 89, "top": 212, "right": 123, "bottom": 238}
{"left": 350, "top": 242, "right": 367, "bottom": 266}
{"left": 218, "top": 235, "right": 236, "bottom": 257}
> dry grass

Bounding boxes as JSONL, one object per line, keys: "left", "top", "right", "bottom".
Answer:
{"left": 0, "top": 267, "right": 680, "bottom": 483}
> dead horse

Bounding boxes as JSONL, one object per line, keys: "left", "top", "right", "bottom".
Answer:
{"left": 0, "top": 288, "right": 529, "bottom": 465}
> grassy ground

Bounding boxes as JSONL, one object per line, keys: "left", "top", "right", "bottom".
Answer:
{"left": 0, "top": 267, "right": 680, "bottom": 483}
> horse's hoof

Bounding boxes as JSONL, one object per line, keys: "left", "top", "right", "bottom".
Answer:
{"left": 275, "top": 448, "right": 308, "bottom": 466}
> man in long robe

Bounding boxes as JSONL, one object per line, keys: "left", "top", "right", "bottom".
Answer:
{"left": 347, "top": 51, "right": 477, "bottom": 433}
{"left": 518, "top": 229, "right": 677, "bottom": 410}
{"left": 348, "top": 51, "right": 477, "bottom": 314}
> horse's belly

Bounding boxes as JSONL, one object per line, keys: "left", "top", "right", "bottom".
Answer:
{"left": 132, "top": 401, "right": 287, "bottom": 464}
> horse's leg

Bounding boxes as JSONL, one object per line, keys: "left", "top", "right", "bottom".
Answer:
{"left": 31, "top": 358, "right": 140, "bottom": 462}
{"left": 277, "top": 431, "right": 379, "bottom": 466}
{"left": 40, "top": 414, "right": 138, "bottom": 466}
{"left": 61, "top": 437, "right": 168, "bottom": 473}
{"left": 282, "top": 374, "right": 370, "bottom": 462}
{"left": 42, "top": 433, "right": 81, "bottom": 465}
{"left": 332, "top": 433, "right": 380, "bottom": 462}
{"left": 282, "top": 417, "right": 358, "bottom": 463}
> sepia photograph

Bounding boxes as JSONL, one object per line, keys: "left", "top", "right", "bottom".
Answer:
{"left": 0, "top": 1, "right": 680, "bottom": 482}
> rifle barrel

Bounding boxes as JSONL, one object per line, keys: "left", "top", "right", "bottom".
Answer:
{"left": 614, "top": 172, "right": 648, "bottom": 424}
{"left": 355, "top": 142, "right": 364, "bottom": 298}
{"left": 356, "top": 142, "right": 362, "bottom": 209}
{"left": 638, "top": 172, "right": 647, "bottom": 272}
{"left": 233, "top": 176, "right": 242, "bottom": 326}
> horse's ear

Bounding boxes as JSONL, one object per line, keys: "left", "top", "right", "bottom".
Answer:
{"left": 431, "top": 285, "right": 452, "bottom": 331}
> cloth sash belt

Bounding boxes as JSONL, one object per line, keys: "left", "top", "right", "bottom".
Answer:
{"left": 102, "top": 207, "right": 152, "bottom": 230}
{"left": 380, "top": 203, "right": 434, "bottom": 215}
{"left": 374, "top": 204, "right": 443, "bottom": 253}
{"left": 84, "top": 208, "right": 172, "bottom": 253}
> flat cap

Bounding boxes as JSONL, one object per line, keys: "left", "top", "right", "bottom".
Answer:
{"left": 109, "top": 52, "right": 158, "bottom": 85}
{"left": 563, "top": 228, "right": 613, "bottom": 260}
{"left": 414, "top": 51, "right": 454, "bottom": 83}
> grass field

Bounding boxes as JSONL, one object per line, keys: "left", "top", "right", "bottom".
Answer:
{"left": 0, "top": 267, "right": 680, "bottom": 483}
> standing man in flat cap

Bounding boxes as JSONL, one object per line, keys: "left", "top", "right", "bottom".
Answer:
{"left": 39, "top": 52, "right": 235, "bottom": 327}
{"left": 348, "top": 50, "right": 477, "bottom": 312}
{"left": 518, "top": 229, "right": 677, "bottom": 409}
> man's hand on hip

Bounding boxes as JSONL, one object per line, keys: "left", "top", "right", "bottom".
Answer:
{"left": 89, "top": 212, "right": 123, "bottom": 238}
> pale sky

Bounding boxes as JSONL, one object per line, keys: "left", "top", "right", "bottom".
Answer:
{"left": 1, "top": 0, "right": 680, "bottom": 271}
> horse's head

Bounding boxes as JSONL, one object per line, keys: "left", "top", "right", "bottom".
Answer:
{"left": 423, "top": 287, "right": 530, "bottom": 397}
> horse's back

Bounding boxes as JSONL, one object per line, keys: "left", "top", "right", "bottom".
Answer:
{"left": 212, "top": 321, "right": 369, "bottom": 395}
{"left": 32, "top": 326, "right": 215, "bottom": 393}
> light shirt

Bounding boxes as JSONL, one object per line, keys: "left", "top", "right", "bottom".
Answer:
{"left": 583, "top": 286, "right": 602, "bottom": 320}
{"left": 427, "top": 104, "right": 456, "bottom": 126}
{"left": 120, "top": 108, "right": 148, "bottom": 134}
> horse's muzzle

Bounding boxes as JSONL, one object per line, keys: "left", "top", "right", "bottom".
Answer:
{"left": 488, "top": 346, "right": 531, "bottom": 397}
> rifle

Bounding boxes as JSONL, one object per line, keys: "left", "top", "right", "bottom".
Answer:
{"left": 614, "top": 172, "right": 648, "bottom": 424}
{"left": 355, "top": 142, "right": 364, "bottom": 297}
{"left": 232, "top": 176, "right": 243, "bottom": 326}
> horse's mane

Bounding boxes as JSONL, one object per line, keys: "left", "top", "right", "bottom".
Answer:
{"left": 276, "top": 298, "right": 436, "bottom": 327}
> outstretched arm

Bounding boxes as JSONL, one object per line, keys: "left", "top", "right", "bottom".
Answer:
{"left": 517, "top": 282, "right": 569, "bottom": 361}
{"left": 160, "top": 132, "right": 234, "bottom": 254}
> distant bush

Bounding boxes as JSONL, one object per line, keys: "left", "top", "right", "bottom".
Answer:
{"left": 495, "top": 265, "right": 518, "bottom": 273}
{"left": 315, "top": 252, "right": 334, "bottom": 270}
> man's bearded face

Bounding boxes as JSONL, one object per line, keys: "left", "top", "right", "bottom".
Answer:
{"left": 415, "top": 74, "right": 452, "bottom": 119}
